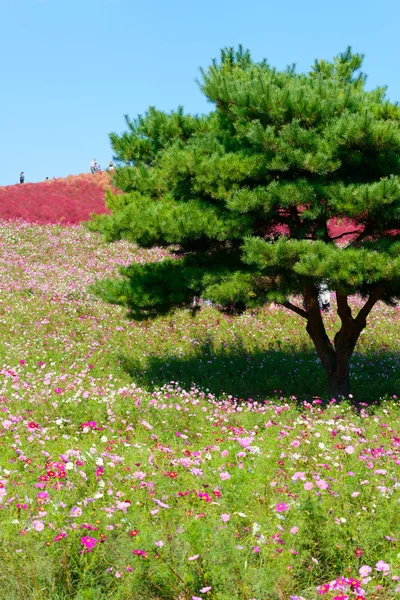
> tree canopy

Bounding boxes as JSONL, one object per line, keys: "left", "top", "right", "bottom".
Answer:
{"left": 89, "top": 46, "right": 400, "bottom": 397}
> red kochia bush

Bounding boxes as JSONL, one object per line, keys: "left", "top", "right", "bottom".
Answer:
{"left": 0, "top": 173, "right": 116, "bottom": 224}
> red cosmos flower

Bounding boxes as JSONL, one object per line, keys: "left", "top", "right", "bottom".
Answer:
{"left": 47, "top": 471, "right": 56, "bottom": 478}
{"left": 38, "top": 475, "right": 49, "bottom": 482}
{"left": 164, "top": 471, "right": 178, "bottom": 479}
{"left": 54, "top": 533, "right": 67, "bottom": 542}
{"left": 347, "top": 578, "right": 361, "bottom": 589}
{"left": 57, "top": 471, "right": 67, "bottom": 478}
{"left": 28, "top": 422, "right": 39, "bottom": 429}
{"left": 129, "top": 530, "right": 139, "bottom": 537}
{"left": 354, "top": 596, "right": 366, "bottom": 600}
{"left": 212, "top": 490, "right": 221, "bottom": 498}
{"left": 354, "top": 547, "right": 364, "bottom": 557}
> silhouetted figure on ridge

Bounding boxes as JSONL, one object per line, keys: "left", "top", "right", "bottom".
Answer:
{"left": 20, "top": 172, "right": 25, "bottom": 184}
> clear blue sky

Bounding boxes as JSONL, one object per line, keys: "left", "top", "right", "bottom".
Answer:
{"left": 0, "top": 0, "right": 399, "bottom": 185}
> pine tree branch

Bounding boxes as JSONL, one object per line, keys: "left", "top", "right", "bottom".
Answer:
{"left": 336, "top": 294, "right": 353, "bottom": 323}
{"left": 281, "top": 300, "right": 308, "bottom": 319}
{"left": 330, "top": 229, "right": 364, "bottom": 241}
{"left": 355, "top": 284, "right": 383, "bottom": 326}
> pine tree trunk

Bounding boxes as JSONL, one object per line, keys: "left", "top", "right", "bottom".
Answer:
{"left": 304, "top": 289, "right": 359, "bottom": 399}
{"left": 285, "top": 287, "right": 382, "bottom": 400}
{"left": 327, "top": 370, "right": 350, "bottom": 398}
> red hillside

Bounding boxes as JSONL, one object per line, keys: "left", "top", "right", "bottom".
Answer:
{"left": 0, "top": 172, "right": 116, "bottom": 224}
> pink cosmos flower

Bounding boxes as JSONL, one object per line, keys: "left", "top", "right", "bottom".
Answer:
{"left": 152, "top": 498, "right": 169, "bottom": 509}
{"left": 375, "top": 560, "right": 390, "bottom": 573}
{"left": 292, "top": 471, "right": 306, "bottom": 481}
{"left": 238, "top": 437, "right": 253, "bottom": 448}
{"left": 32, "top": 520, "right": 45, "bottom": 532}
{"left": 220, "top": 513, "right": 230, "bottom": 523}
{"left": 220, "top": 472, "right": 231, "bottom": 481}
{"left": 290, "top": 526, "right": 299, "bottom": 534}
{"left": 188, "top": 554, "right": 200, "bottom": 561}
{"left": 345, "top": 446, "right": 355, "bottom": 454}
{"left": 304, "top": 482, "right": 313, "bottom": 490}
{"left": 316, "top": 479, "right": 329, "bottom": 490}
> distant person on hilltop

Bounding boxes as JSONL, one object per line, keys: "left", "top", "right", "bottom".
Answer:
{"left": 90, "top": 158, "right": 96, "bottom": 174}
{"left": 20, "top": 172, "right": 25, "bottom": 184}
{"left": 107, "top": 161, "right": 115, "bottom": 172}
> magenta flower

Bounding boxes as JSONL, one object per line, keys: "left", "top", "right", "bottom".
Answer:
{"left": 80, "top": 536, "right": 98, "bottom": 552}
{"left": 275, "top": 502, "right": 288, "bottom": 512}
{"left": 132, "top": 549, "right": 148, "bottom": 558}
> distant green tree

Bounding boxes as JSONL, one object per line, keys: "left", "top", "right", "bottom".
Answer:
{"left": 90, "top": 46, "right": 400, "bottom": 398}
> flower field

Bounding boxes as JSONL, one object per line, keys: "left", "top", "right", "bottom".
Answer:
{"left": 0, "top": 218, "right": 400, "bottom": 600}
{"left": 0, "top": 173, "right": 114, "bottom": 224}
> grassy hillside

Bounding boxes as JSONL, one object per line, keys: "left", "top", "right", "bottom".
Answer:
{"left": 0, "top": 220, "right": 399, "bottom": 599}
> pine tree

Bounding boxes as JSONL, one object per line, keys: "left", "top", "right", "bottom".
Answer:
{"left": 90, "top": 47, "right": 400, "bottom": 398}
